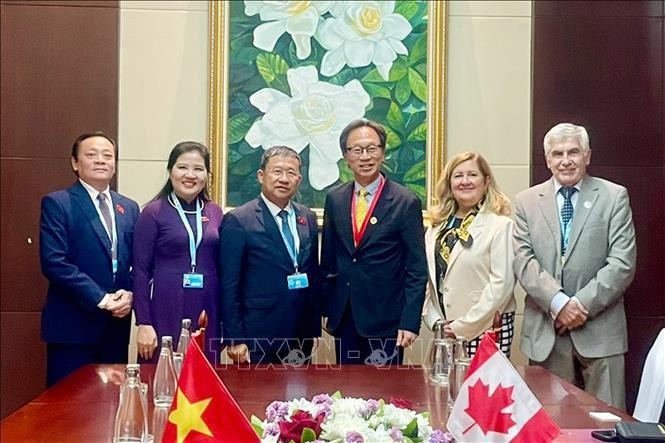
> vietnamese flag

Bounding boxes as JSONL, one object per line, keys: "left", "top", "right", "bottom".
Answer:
{"left": 162, "top": 339, "right": 260, "bottom": 443}
{"left": 447, "top": 332, "right": 560, "bottom": 442}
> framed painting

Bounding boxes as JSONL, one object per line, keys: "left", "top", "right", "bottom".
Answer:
{"left": 209, "top": 0, "right": 447, "bottom": 219}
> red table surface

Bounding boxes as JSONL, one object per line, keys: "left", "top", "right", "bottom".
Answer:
{"left": 1, "top": 363, "right": 631, "bottom": 442}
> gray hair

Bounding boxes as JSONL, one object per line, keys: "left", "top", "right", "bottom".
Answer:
{"left": 259, "top": 145, "right": 301, "bottom": 171}
{"left": 543, "top": 123, "right": 590, "bottom": 155}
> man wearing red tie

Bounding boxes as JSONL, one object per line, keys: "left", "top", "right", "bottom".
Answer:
{"left": 40, "top": 132, "right": 139, "bottom": 386}
{"left": 321, "top": 119, "right": 428, "bottom": 365}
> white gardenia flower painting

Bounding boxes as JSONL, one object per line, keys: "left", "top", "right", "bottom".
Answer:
{"left": 245, "top": 66, "right": 370, "bottom": 190}
{"left": 316, "top": 1, "right": 413, "bottom": 80}
{"left": 225, "top": 1, "right": 429, "bottom": 208}
{"left": 244, "top": 1, "right": 333, "bottom": 59}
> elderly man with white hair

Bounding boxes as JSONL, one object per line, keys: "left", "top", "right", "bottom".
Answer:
{"left": 513, "top": 122, "right": 637, "bottom": 409}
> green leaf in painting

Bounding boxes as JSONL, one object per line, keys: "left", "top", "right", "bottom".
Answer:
{"left": 338, "top": 160, "right": 354, "bottom": 183}
{"left": 231, "top": 153, "right": 259, "bottom": 176}
{"left": 362, "top": 58, "right": 408, "bottom": 83}
{"left": 363, "top": 83, "right": 392, "bottom": 100}
{"left": 408, "top": 68, "right": 428, "bottom": 102}
{"left": 395, "top": 76, "right": 411, "bottom": 105}
{"left": 407, "top": 122, "right": 427, "bottom": 141}
{"left": 387, "top": 102, "right": 406, "bottom": 133}
{"left": 256, "top": 53, "right": 289, "bottom": 86}
{"left": 228, "top": 113, "right": 255, "bottom": 145}
{"left": 408, "top": 183, "right": 426, "bottom": 205}
{"left": 408, "top": 33, "right": 428, "bottom": 65}
{"left": 403, "top": 160, "right": 426, "bottom": 182}
{"left": 385, "top": 126, "right": 402, "bottom": 150}
{"left": 395, "top": 1, "right": 420, "bottom": 20}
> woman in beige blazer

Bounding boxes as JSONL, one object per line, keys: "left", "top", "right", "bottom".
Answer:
{"left": 422, "top": 151, "right": 516, "bottom": 357}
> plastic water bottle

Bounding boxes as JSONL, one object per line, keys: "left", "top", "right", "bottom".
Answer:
{"left": 153, "top": 336, "right": 177, "bottom": 408}
{"left": 114, "top": 364, "right": 148, "bottom": 442}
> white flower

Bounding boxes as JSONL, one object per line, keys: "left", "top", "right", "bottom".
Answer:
{"left": 245, "top": 65, "right": 370, "bottom": 190}
{"left": 315, "top": 1, "right": 412, "bottom": 80}
{"left": 244, "top": 1, "right": 333, "bottom": 59}
{"left": 319, "top": 414, "right": 372, "bottom": 440}
{"left": 380, "top": 404, "right": 417, "bottom": 429}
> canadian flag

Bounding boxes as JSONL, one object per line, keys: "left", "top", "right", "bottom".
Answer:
{"left": 447, "top": 332, "right": 560, "bottom": 442}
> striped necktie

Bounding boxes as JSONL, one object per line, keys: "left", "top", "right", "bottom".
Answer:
{"left": 97, "top": 193, "right": 113, "bottom": 241}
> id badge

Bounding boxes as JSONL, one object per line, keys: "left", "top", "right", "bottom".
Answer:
{"left": 287, "top": 273, "right": 309, "bottom": 290}
{"left": 183, "top": 273, "right": 204, "bottom": 289}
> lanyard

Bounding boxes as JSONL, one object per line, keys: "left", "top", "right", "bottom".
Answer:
{"left": 351, "top": 176, "right": 385, "bottom": 247}
{"left": 277, "top": 211, "right": 299, "bottom": 272}
{"left": 170, "top": 192, "right": 203, "bottom": 272}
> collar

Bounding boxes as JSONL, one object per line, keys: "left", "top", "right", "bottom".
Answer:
{"left": 260, "top": 193, "right": 294, "bottom": 218}
{"left": 553, "top": 176, "right": 584, "bottom": 194}
{"left": 354, "top": 174, "right": 382, "bottom": 195}
{"left": 79, "top": 179, "right": 111, "bottom": 202}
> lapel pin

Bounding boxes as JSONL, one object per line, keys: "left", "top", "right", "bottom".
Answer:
{"left": 116, "top": 204, "right": 125, "bottom": 214}
{"left": 583, "top": 201, "right": 592, "bottom": 209}
{"left": 297, "top": 215, "right": 307, "bottom": 225}
{"left": 201, "top": 216, "right": 210, "bottom": 222}
{"left": 370, "top": 217, "right": 378, "bottom": 225}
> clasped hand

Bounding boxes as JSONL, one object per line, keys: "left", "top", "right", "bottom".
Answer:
{"left": 555, "top": 299, "right": 589, "bottom": 334}
{"left": 103, "top": 289, "right": 133, "bottom": 318}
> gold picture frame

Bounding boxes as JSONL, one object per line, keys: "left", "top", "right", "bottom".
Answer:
{"left": 208, "top": 1, "right": 447, "bottom": 220}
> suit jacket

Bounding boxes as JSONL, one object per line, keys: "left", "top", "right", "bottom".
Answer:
{"left": 422, "top": 210, "right": 516, "bottom": 341}
{"left": 513, "top": 176, "right": 636, "bottom": 361}
{"left": 320, "top": 177, "right": 428, "bottom": 337}
{"left": 220, "top": 198, "right": 321, "bottom": 343}
{"left": 40, "top": 181, "right": 139, "bottom": 344}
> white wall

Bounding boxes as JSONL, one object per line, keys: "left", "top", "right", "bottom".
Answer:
{"left": 118, "top": 0, "right": 532, "bottom": 365}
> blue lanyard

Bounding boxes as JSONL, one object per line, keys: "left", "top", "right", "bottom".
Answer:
{"left": 170, "top": 192, "right": 202, "bottom": 272}
{"left": 277, "top": 211, "right": 298, "bottom": 271}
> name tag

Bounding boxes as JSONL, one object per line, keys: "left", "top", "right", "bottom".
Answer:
{"left": 183, "top": 273, "right": 204, "bottom": 289}
{"left": 287, "top": 273, "right": 309, "bottom": 290}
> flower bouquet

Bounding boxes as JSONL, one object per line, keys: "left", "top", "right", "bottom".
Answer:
{"left": 251, "top": 392, "right": 454, "bottom": 443}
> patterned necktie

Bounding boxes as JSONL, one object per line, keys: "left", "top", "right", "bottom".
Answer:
{"left": 278, "top": 210, "right": 295, "bottom": 256}
{"left": 97, "top": 193, "right": 113, "bottom": 241}
{"left": 355, "top": 188, "right": 369, "bottom": 230}
{"left": 559, "top": 187, "right": 577, "bottom": 226}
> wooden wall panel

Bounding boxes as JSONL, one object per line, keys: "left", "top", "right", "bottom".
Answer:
{"left": 0, "top": 1, "right": 119, "bottom": 419}
{"left": 532, "top": 0, "right": 665, "bottom": 413}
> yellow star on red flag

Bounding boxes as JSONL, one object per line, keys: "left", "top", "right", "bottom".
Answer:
{"left": 168, "top": 389, "right": 213, "bottom": 442}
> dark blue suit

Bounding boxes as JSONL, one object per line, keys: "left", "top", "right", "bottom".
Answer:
{"left": 40, "top": 181, "right": 139, "bottom": 385}
{"left": 220, "top": 198, "right": 321, "bottom": 364}
{"left": 321, "top": 178, "right": 427, "bottom": 364}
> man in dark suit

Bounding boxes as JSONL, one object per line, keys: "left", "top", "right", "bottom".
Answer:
{"left": 321, "top": 119, "right": 428, "bottom": 365}
{"left": 40, "top": 131, "right": 139, "bottom": 386}
{"left": 220, "top": 146, "right": 321, "bottom": 365}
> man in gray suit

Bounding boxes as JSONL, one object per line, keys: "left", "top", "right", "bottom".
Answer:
{"left": 514, "top": 122, "right": 636, "bottom": 409}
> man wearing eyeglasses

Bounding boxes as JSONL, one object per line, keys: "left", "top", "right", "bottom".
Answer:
{"left": 321, "top": 119, "right": 427, "bottom": 365}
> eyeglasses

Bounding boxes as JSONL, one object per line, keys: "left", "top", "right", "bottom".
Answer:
{"left": 346, "top": 144, "right": 382, "bottom": 157}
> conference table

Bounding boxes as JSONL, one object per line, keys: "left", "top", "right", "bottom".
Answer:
{"left": 1, "top": 363, "right": 631, "bottom": 442}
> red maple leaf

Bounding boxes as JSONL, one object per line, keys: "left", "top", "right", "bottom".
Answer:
{"left": 463, "top": 379, "right": 516, "bottom": 435}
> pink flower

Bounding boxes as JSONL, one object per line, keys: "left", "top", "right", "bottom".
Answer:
{"left": 278, "top": 410, "right": 324, "bottom": 443}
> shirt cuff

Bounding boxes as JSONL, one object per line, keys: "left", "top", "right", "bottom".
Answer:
{"left": 549, "top": 291, "right": 570, "bottom": 320}
{"left": 97, "top": 293, "right": 112, "bottom": 309}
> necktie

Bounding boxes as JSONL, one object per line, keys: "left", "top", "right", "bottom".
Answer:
{"left": 559, "top": 187, "right": 577, "bottom": 226}
{"left": 355, "top": 188, "right": 369, "bottom": 230}
{"left": 97, "top": 193, "right": 113, "bottom": 241}
{"left": 278, "top": 210, "right": 295, "bottom": 257}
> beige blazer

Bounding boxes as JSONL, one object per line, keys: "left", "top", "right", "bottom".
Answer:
{"left": 422, "top": 209, "right": 516, "bottom": 341}
{"left": 513, "top": 176, "right": 636, "bottom": 362}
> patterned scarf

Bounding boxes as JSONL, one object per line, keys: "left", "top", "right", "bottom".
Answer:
{"left": 434, "top": 203, "right": 481, "bottom": 312}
